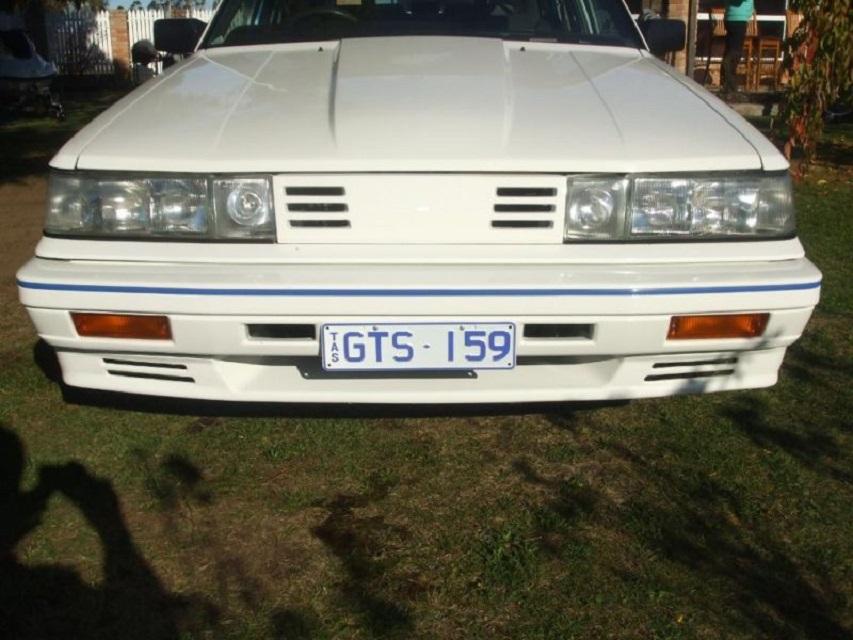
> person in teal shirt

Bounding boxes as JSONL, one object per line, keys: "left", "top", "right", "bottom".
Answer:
{"left": 722, "top": 0, "right": 755, "bottom": 95}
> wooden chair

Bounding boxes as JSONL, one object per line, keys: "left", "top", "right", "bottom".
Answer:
{"left": 754, "top": 33, "right": 782, "bottom": 91}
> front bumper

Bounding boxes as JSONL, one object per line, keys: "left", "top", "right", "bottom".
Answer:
{"left": 17, "top": 256, "right": 821, "bottom": 403}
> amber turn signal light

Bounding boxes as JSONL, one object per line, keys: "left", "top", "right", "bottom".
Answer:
{"left": 71, "top": 313, "right": 172, "bottom": 340}
{"left": 667, "top": 313, "right": 769, "bottom": 340}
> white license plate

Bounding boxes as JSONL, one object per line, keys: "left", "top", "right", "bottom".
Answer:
{"left": 321, "top": 322, "right": 516, "bottom": 371}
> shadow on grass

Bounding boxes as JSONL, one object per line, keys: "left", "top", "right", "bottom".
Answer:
{"left": 723, "top": 328, "right": 853, "bottom": 486}
{"left": 271, "top": 608, "right": 315, "bottom": 639}
{"left": 515, "top": 428, "right": 850, "bottom": 638}
{"left": 612, "top": 443, "right": 849, "bottom": 639}
{"left": 0, "top": 424, "right": 219, "bottom": 639}
{"left": 0, "top": 424, "right": 320, "bottom": 638}
{"left": 722, "top": 394, "right": 852, "bottom": 485}
{"left": 512, "top": 457, "right": 598, "bottom": 559}
{"left": 311, "top": 472, "right": 415, "bottom": 637}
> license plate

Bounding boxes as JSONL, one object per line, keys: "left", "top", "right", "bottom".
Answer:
{"left": 321, "top": 322, "right": 515, "bottom": 371}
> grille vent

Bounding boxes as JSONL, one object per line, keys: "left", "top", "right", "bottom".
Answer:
{"left": 645, "top": 356, "right": 738, "bottom": 382}
{"left": 275, "top": 175, "right": 566, "bottom": 243}
{"left": 103, "top": 358, "right": 194, "bottom": 383}
{"left": 284, "top": 186, "right": 350, "bottom": 229}
{"left": 492, "top": 187, "right": 560, "bottom": 229}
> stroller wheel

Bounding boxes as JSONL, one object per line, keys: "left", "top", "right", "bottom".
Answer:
{"left": 49, "top": 103, "right": 65, "bottom": 121}
{"left": 48, "top": 93, "right": 65, "bottom": 121}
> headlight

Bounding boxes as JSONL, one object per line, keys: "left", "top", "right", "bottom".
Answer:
{"left": 45, "top": 173, "right": 275, "bottom": 241}
{"left": 565, "top": 176, "right": 628, "bottom": 240}
{"left": 564, "top": 173, "right": 795, "bottom": 241}
{"left": 213, "top": 178, "right": 274, "bottom": 238}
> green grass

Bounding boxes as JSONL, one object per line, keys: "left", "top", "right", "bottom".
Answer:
{"left": 0, "top": 99, "right": 851, "bottom": 639}
{"left": 0, "top": 88, "right": 127, "bottom": 182}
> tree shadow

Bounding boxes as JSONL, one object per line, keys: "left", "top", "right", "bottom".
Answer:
{"left": 783, "top": 335, "right": 853, "bottom": 385}
{"left": 511, "top": 457, "right": 599, "bottom": 557}
{"left": 604, "top": 443, "right": 850, "bottom": 639}
{"left": 511, "top": 399, "right": 850, "bottom": 640}
{"left": 310, "top": 472, "right": 416, "bottom": 637}
{"left": 721, "top": 394, "right": 852, "bottom": 485}
{"left": 0, "top": 424, "right": 220, "bottom": 639}
{"left": 720, "top": 329, "right": 853, "bottom": 485}
{"left": 271, "top": 607, "right": 315, "bottom": 639}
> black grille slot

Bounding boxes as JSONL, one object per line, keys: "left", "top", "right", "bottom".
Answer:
{"left": 248, "top": 324, "right": 316, "bottom": 340}
{"left": 285, "top": 187, "right": 345, "bottom": 196}
{"left": 287, "top": 203, "right": 348, "bottom": 212}
{"left": 494, "top": 204, "right": 555, "bottom": 213}
{"left": 102, "top": 358, "right": 187, "bottom": 370}
{"left": 492, "top": 220, "right": 553, "bottom": 228}
{"left": 497, "top": 187, "right": 557, "bottom": 197}
{"left": 524, "top": 324, "right": 594, "bottom": 339}
{"left": 107, "top": 370, "right": 194, "bottom": 383}
{"left": 645, "top": 369, "right": 735, "bottom": 382}
{"left": 652, "top": 357, "right": 738, "bottom": 369}
{"left": 289, "top": 220, "right": 351, "bottom": 228}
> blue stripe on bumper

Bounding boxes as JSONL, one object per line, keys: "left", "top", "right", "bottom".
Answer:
{"left": 16, "top": 280, "right": 822, "bottom": 297}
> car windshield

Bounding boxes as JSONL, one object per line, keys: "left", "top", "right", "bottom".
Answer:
{"left": 202, "top": 0, "right": 642, "bottom": 49}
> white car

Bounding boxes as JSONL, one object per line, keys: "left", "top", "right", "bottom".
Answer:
{"left": 17, "top": 0, "right": 821, "bottom": 404}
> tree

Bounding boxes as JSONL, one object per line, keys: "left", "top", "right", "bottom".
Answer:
{"left": 780, "top": 0, "right": 853, "bottom": 173}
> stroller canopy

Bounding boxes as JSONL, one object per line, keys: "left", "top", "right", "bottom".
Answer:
{"left": 0, "top": 29, "right": 57, "bottom": 80}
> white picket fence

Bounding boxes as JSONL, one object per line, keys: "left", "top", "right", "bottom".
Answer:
{"left": 127, "top": 8, "right": 165, "bottom": 47}
{"left": 129, "top": 7, "right": 214, "bottom": 50}
{"left": 29, "top": 7, "right": 217, "bottom": 77}
{"left": 45, "top": 9, "right": 114, "bottom": 75}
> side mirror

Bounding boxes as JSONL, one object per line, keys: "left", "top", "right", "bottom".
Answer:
{"left": 640, "top": 18, "right": 686, "bottom": 55}
{"left": 153, "top": 18, "right": 206, "bottom": 55}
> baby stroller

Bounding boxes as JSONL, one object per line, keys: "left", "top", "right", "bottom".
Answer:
{"left": 0, "top": 29, "right": 64, "bottom": 120}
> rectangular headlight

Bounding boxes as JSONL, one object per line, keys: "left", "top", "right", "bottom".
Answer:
{"left": 564, "top": 173, "right": 795, "bottom": 241}
{"left": 630, "top": 175, "right": 794, "bottom": 238}
{"left": 45, "top": 172, "right": 275, "bottom": 241}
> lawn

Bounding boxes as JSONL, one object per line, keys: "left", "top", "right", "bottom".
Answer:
{"left": 0, "top": 95, "right": 850, "bottom": 640}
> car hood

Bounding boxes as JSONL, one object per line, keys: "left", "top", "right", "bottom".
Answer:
{"left": 57, "top": 36, "right": 781, "bottom": 173}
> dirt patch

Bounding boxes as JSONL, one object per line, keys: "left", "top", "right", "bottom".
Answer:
{"left": 0, "top": 176, "right": 46, "bottom": 288}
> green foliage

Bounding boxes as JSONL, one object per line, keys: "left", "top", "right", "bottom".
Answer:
{"left": 780, "top": 0, "right": 853, "bottom": 172}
